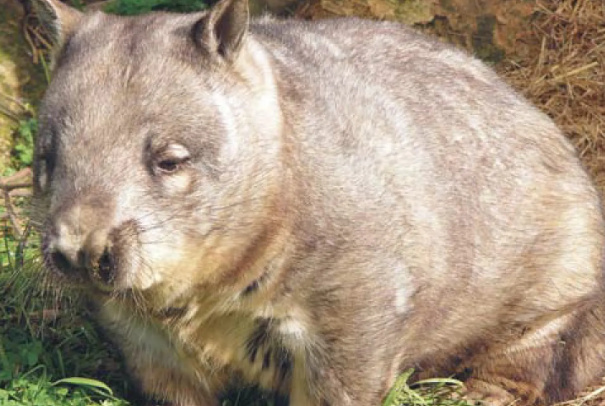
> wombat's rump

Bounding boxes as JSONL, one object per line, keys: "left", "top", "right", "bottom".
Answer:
{"left": 33, "top": 0, "right": 605, "bottom": 404}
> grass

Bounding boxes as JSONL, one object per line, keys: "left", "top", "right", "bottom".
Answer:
{"left": 12, "top": 119, "right": 36, "bottom": 169}
{"left": 382, "top": 371, "right": 467, "bottom": 406}
{"left": 0, "top": 223, "right": 133, "bottom": 406}
{"left": 103, "top": 0, "right": 208, "bottom": 15}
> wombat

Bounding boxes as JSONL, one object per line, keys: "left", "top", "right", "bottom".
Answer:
{"left": 32, "top": 0, "right": 605, "bottom": 404}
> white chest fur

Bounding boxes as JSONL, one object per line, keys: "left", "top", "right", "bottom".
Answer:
{"left": 97, "top": 298, "right": 312, "bottom": 398}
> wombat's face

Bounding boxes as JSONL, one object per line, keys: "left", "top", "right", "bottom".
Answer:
{"left": 33, "top": 4, "right": 283, "bottom": 304}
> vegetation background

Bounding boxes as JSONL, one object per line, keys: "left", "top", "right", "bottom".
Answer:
{"left": 0, "top": 0, "right": 603, "bottom": 404}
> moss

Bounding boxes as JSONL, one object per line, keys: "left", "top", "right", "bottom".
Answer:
{"left": 438, "top": 0, "right": 455, "bottom": 13}
{"left": 472, "top": 14, "right": 505, "bottom": 63}
{"left": 0, "top": 0, "right": 46, "bottom": 173}
{"left": 395, "top": 0, "right": 434, "bottom": 25}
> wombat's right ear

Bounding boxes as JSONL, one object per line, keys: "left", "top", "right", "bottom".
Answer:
{"left": 193, "top": 0, "right": 249, "bottom": 63}
{"left": 33, "top": 0, "right": 83, "bottom": 49}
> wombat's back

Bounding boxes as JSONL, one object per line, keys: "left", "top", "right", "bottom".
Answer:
{"left": 250, "top": 17, "right": 605, "bottom": 398}
{"left": 252, "top": 16, "right": 602, "bottom": 306}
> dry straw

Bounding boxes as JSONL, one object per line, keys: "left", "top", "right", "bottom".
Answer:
{"left": 499, "top": 0, "right": 605, "bottom": 196}
{"left": 500, "top": 3, "right": 605, "bottom": 401}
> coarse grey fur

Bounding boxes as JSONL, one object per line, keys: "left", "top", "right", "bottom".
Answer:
{"left": 32, "top": 0, "right": 605, "bottom": 404}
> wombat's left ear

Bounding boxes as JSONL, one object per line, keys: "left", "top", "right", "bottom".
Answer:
{"left": 33, "top": 0, "right": 83, "bottom": 49}
{"left": 193, "top": 0, "right": 249, "bottom": 62}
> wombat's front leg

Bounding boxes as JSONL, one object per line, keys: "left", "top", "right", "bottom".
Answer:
{"left": 289, "top": 368, "right": 388, "bottom": 406}
{"left": 129, "top": 360, "right": 224, "bottom": 406}
{"left": 287, "top": 340, "right": 392, "bottom": 406}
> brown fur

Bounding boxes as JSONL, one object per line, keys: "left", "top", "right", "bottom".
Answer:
{"left": 32, "top": 0, "right": 605, "bottom": 404}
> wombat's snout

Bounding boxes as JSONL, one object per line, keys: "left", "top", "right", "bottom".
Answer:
{"left": 47, "top": 227, "right": 116, "bottom": 287}
{"left": 44, "top": 203, "right": 120, "bottom": 289}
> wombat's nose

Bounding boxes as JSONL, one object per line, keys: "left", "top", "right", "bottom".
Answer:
{"left": 48, "top": 222, "right": 116, "bottom": 285}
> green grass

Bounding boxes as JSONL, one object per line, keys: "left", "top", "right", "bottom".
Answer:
{"left": 103, "top": 0, "right": 208, "bottom": 15}
{"left": 0, "top": 225, "right": 133, "bottom": 406}
{"left": 13, "top": 119, "right": 36, "bottom": 169}
{"left": 382, "top": 370, "right": 468, "bottom": 406}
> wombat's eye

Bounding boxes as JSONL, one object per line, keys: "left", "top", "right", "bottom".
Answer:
{"left": 157, "top": 157, "right": 189, "bottom": 173}
{"left": 153, "top": 144, "right": 191, "bottom": 175}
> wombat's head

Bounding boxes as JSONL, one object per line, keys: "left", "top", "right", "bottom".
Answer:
{"left": 32, "top": 0, "right": 284, "bottom": 305}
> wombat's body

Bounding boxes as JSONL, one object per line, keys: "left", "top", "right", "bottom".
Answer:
{"left": 33, "top": 0, "right": 605, "bottom": 404}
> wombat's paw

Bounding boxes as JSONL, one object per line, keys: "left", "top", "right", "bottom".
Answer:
{"left": 462, "top": 379, "right": 518, "bottom": 406}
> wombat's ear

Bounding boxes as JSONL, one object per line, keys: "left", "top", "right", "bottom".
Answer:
{"left": 193, "top": 0, "right": 249, "bottom": 62}
{"left": 33, "top": 0, "right": 83, "bottom": 49}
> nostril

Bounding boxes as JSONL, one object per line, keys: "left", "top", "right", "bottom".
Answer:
{"left": 97, "top": 249, "right": 115, "bottom": 284}
{"left": 51, "top": 251, "right": 76, "bottom": 275}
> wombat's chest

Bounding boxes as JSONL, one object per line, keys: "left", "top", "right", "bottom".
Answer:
{"left": 100, "top": 301, "right": 307, "bottom": 394}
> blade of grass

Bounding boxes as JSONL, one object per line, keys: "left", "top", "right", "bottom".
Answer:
{"left": 52, "top": 377, "right": 114, "bottom": 395}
